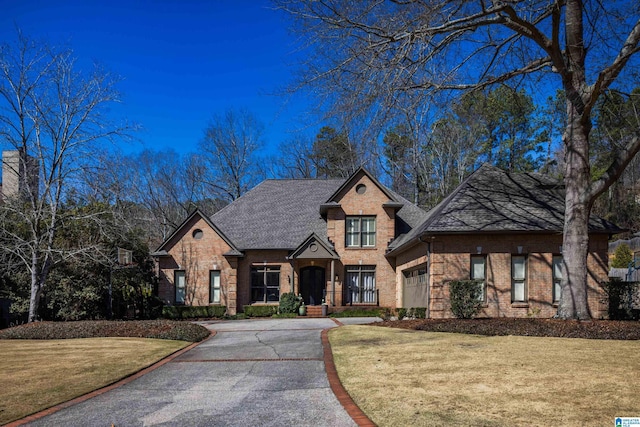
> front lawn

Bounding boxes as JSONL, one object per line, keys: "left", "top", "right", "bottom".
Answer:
{"left": 0, "top": 337, "right": 188, "bottom": 425}
{"left": 0, "top": 320, "right": 210, "bottom": 424}
{"left": 329, "top": 325, "right": 640, "bottom": 426}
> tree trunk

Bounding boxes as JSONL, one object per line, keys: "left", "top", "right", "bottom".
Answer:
{"left": 558, "top": 106, "right": 592, "bottom": 320}
{"left": 28, "top": 254, "right": 41, "bottom": 322}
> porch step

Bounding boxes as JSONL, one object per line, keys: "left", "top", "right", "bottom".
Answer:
{"left": 304, "top": 305, "right": 326, "bottom": 317}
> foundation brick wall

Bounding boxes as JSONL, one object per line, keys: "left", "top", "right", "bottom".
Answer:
{"left": 398, "top": 233, "right": 609, "bottom": 319}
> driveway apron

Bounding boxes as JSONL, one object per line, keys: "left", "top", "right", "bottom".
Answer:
{"left": 24, "top": 318, "right": 357, "bottom": 427}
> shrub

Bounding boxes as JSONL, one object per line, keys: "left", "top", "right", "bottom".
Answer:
{"left": 413, "top": 307, "right": 427, "bottom": 319}
{"left": 243, "top": 305, "right": 278, "bottom": 317}
{"left": 449, "top": 280, "right": 483, "bottom": 319}
{"left": 602, "top": 280, "right": 640, "bottom": 320}
{"left": 397, "top": 308, "right": 407, "bottom": 320}
{"left": 0, "top": 320, "right": 210, "bottom": 342}
{"left": 162, "top": 305, "right": 226, "bottom": 319}
{"left": 279, "top": 292, "right": 301, "bottom": 314}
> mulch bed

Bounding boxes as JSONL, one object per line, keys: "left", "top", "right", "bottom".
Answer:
{"left": 375, "top": 318, "right": 640, "bottom": 340}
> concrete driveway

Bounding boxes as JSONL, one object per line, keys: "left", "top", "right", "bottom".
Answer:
{"left": 24, "top": 317, "right": 379, "bottom": 427}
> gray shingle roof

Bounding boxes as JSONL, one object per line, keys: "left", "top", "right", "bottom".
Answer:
{"left": 208, "top": 173, "right": 430, "bottom": 251}
{"left": 210, "top": 179, "right": 343, "bottom": 250}
{"left": 390, "top": 164, "right": 621, "bottom": 253}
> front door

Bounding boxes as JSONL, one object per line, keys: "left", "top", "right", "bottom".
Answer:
{"left": 300, "top": 266, "right": 325, "bottom": 306}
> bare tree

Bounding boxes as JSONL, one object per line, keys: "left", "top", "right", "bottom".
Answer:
{"left": 276, "top": 0, "right": 640, "bottom": 319}
{"left": 200, "top": 108, "right": 265, "bottom": 202}
{"left": 0, "top": 32, "right": 133, "bottom": 322}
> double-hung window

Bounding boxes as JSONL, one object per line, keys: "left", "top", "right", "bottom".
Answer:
{"left": 552, "top": 256, "right": 562, "bottom": 303}
{"left": 210, "top": 270, "right": 221, "bottom": 304}
{"left": 511, "top": 255, "right": 527, "bottom": 302}
{"left": 470, "top": 255, "right": 486, "bottom": 301}
{"left": 346, "top": 216, "right": 376, "bottom": 248}
{"left": 251, "top": 266, "right": 280, "bottom": 303}
{"left": 175, "top": 270, "right": 186, "bottom": 304}
{"left": 345, "top": 265, "right": 376, "bottom": 303}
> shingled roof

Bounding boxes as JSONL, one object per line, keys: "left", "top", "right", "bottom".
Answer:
{"left": 208, "top": 170, "right": 429, "bottom": 251}
{"left": 210, "top": 179, "right": 342, "bottom": 250}
{"left": 388, "top": 164, "right": 621, "bottom": 254}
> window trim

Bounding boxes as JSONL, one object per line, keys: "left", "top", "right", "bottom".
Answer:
{"left": 511, "top": 255, "right": 528, "bottom": 303}
{"left": 209, "top": 270, "right": 221, "bottom": 304}
{"left": 174, "top": 270, "right": 186, "bottom": 304}
{"left": 345, "top": 216, "right": 376, "bottom": 248}
{"left": 345, "top": 265, "right": 376, "bottom": 304}
{"left": 250, "top": 265, "right": 281, "bottom": 303}
{"left": 552, "top": 255, "right": 562, "bottom": 303}
{"left": 470, "top": 255, "right": 487, "bottom": 302}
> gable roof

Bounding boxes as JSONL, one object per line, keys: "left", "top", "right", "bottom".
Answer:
{"left": 210, "top": 178, "right": 343, "bottom": 250}
{"left": 153, "top": 208, "right": 241, "bottom": 256}
{"left": 388, "top": 164, "right": 622, "bottom": 254}
{"left": 154, "top": 168, "right": 430, "bottom": 253}
{"left": 325, "top": 167, "right": 398, "bottom": 204}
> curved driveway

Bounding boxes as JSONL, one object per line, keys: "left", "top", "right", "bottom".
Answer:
{"left": 24, "top": 317, "right": 377, "bottom": 427}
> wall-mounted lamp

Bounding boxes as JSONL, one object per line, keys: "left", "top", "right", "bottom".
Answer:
{"left": 335, "top": 275, "right": 339, "bottom": 282}
{"left": 517, "top": 246, "right": 523, "bottom": 254}
{"left": 213, "top": 263, "right": 218, "bottom": 270}
{"left": 359, "top": 259, "right": 363, "bottom": 265}
{"left": 559, "top": 245, "right": 563, "bottom": 254}
{"left": 476, "top": 246, "right": 482, "bottom": 254}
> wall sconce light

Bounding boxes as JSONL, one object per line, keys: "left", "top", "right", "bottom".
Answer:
{"left": 335, "top": 275, "right": 339, "bottom": 282}
{"left": 359, "top": 259, "right": 363, "bottom": 265}
{"left": 476, "top": 246, "right": 482, "bottom": 254}
{"left": 517, "top": 246, "right": 523, "bottom": 254}
{"left": 559, "top": 245, "right": 563, "bottom": 254}
{"left": 213, "top": 263, "right": 218, "bottom": 270}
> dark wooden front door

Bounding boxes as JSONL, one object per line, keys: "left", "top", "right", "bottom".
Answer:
{"left": 300, "top": 266, "right": 325, "bottom": 306}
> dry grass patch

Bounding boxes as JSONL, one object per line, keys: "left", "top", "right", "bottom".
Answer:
{"left": 329, "top": 325, "right": 640, "bottom": 427}
{"left": 0, "top": 338, "right": 188, "bottom": 424}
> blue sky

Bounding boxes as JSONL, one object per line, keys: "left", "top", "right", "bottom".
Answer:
{"left": 0, "top": 0, "right": 311, "bottom": 155}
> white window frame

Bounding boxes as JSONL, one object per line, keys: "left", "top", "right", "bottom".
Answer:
{"left": 175, "top": 270, "right": 186, "bottom": 304}
{"left": 511, "top": 255, "right": 527, "bottom": 303}
{"left": 346, "top": 216, "right": 376, "bottom": 248}
{"left": 210, "top": 270, "right": 221, "bottom": 304}
{"left": 470, "top": 255, "right": 487, "bottom": 302}
{"left": 552, "top": 255, "right": 562, "bottom": 303}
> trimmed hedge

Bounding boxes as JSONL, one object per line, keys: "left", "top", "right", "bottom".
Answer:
{"left": 243, "top": 305, "right": 278, "bottom": 317}
{"left": 162, "top": 305, "right": 226, "bottom": 320}
{"left": 602, "top": 280, "right": 640, "bottom": 320}
{"left": 0, "top": 320, "right": 210, "bottom": 342}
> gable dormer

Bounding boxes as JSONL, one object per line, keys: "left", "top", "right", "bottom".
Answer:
{"left": 321, "top": 168, "right": 404, "bottom": 252}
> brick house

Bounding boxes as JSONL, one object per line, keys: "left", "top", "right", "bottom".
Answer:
{"left": 153, "top": 165, "right": 618, "bottom": 318}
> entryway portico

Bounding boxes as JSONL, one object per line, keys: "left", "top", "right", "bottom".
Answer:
{"left": 288, "top": 233, "right": 340, "bottom": 307}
